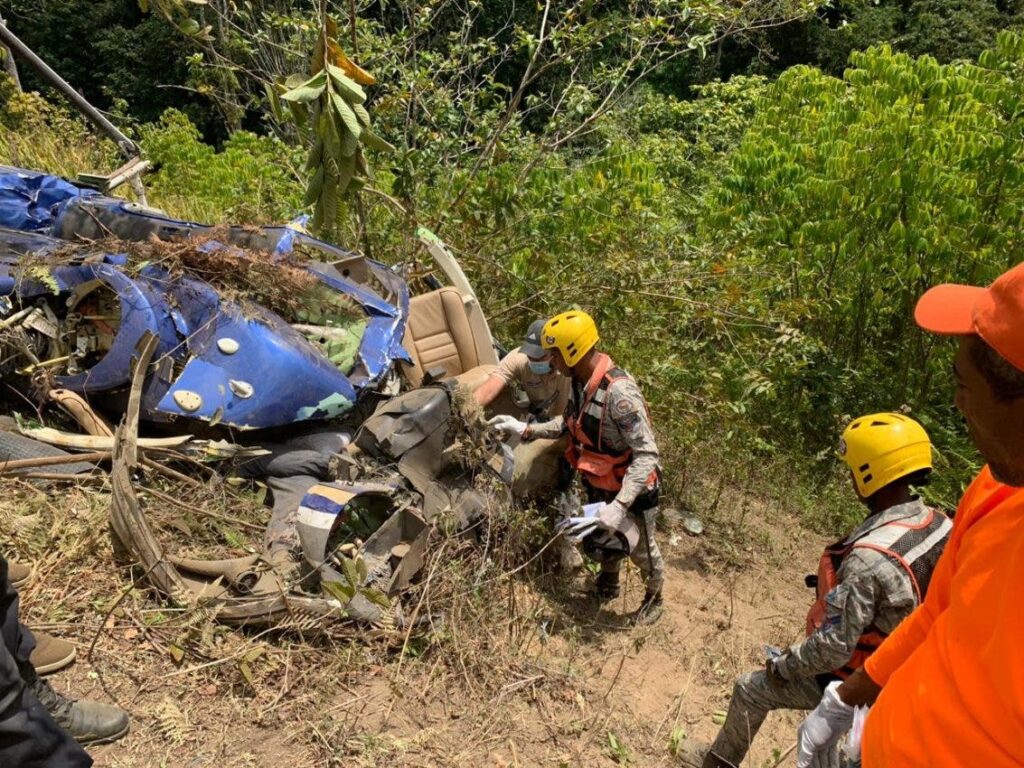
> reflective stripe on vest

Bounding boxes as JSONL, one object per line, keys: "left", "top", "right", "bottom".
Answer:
{"left": 565, "top": 353, "right": 635, "bottom": 492}
{"left": 804, "top": 506, "right": 952, "bottom": 679}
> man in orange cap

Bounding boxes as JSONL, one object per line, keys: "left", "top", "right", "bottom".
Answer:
{"left": 796, "top": 262, "right": 1024, "bottom": 767}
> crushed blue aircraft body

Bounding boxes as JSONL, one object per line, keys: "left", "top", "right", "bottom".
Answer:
{"left": 0, "top": 166, "right": 410, "bottom": 430}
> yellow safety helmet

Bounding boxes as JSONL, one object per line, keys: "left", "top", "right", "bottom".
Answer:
{"left": 542, "top": 310, "right": 599, "bottom": 367}
{"left": 839, "top": 413, "right": 933, "bottom": 498}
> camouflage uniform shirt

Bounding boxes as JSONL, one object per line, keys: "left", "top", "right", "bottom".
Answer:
{"left": 774, "top": 498, "right": 941, "bottom": 681}
{"left": 527, "top": 367, "right": 660, "bottom": 508}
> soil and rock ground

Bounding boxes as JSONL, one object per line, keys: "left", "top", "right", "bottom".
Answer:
{"left": 2, "top": 469, "right": 834, "bottom": 768}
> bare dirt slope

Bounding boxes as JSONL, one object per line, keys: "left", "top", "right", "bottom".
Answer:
{"left": 6, "top": 482, "right": 831, "bottom": 768}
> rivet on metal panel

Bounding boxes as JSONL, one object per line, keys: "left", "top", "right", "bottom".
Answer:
{"left": 217, "top": 337, "right": 240, "bottom": 354}
{"left": 229, "top": 380, "right": 254, "bottom": 399}
{"left": 173, "top": 390, "right": 203, "bottom": 412}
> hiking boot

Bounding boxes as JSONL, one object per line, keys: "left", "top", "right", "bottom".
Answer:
{"left": 9, "top": 560, "right": 31, "bottom": 588}
{"left": 31, "top": 676, "right": 130, "bottom": 745}
{"left": 593, "top": 570, "right": 620, "bottom": 601}
{"left": 677, "top": 741, "right": 710, "bottom": 768}
{"left": 677, "top": 741, "right": 737, "bottom": 768}
{"left": 30, "top": 632, "right": 76, "bottom": 676}
{"left": 632, "top": 590, "right": 663, "bottom": 626}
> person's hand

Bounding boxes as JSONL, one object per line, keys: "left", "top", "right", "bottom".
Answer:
{"left": 765, "top": 656, "right": 788, "bottom": 688}
{"left": 487, "top": 415, "right": 528, "bottom": 446}
{"left": 557, "top": 516, "right": 600, "bottom": 541}
{"left": 597, "top": 500, "right": 628, "bottom": 530}
{"left": 837, "top": 666, "right": 883, "bottom": 707}
{"left": 797, "top": 681, "right": 854, "bottom": 768}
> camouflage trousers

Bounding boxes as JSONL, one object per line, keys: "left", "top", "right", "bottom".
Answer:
{"left": 263, "top": 476, "right": 319, "bottom": 557}
{"left": 585, "top": 483, "right": 664, "bottom": 594}
{"left": 708, "top": 669, "right": 827, "bottom": 766}
{"left": 599, "top": 504, "right": 665, "bottom": 594}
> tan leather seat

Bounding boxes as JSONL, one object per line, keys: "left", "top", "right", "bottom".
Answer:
{"left": 402, "top": 287, "right": 520, "bottom": 412}
{"left": 402, "top": 287, "right": 487, "bottom": 386}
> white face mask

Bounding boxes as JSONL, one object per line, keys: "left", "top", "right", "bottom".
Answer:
{"left": 528, "top": 360, "right": 552, "bottom": 375}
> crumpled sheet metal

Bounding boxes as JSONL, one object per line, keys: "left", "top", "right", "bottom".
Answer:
{"left": 355, "top": 386, "right": 453, "bottom": 458}
{"left": 353, "top": 385, "right": 509, "bottom": 525}
{"left": 0, "top": 166, "right": 96, "bottom": 232}
{"left": 295, "top": 481, "right": 427, "bottom": 598}
{"left": 48, "top": 192, "right": 411, "bottom": 387}
{"left": 0, "top": 167, "right": 413, "bottom": 429}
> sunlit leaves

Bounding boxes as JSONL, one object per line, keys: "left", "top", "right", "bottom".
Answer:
{"left": 273, "top": 17, "right": 393, "bottom": 235}
{"left": 702, "top": 33, "right": 1024, "bottom": 452}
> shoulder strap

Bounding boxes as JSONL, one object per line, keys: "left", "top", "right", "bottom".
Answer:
{"left": 582, "top": 353, "right": 614, "bottom": 402}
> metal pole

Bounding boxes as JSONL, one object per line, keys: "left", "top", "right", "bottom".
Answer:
{"left": 0, "top": 22, "right": 137, "bottom": 159}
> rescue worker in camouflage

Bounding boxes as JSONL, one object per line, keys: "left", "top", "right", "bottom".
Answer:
{"left": 680, "top": 414, "right": 952, "bottom": 768}
{"left": 490, "top": 310, "right": 664, "bottom": 623}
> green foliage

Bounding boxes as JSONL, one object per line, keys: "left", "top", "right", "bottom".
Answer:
{"left": 9, "top": 5, "right": 1019, "bottom": 538}
{"left": 0, "top": 76, "right": 118, "bottom": 176}
{"left": 668, "top": 0, "right": 1023, "bottom": 90}
{"left": 900, "top": 0, "right": 1004, "bottom": 63}
{"left": 699, "top": 35, "right": 1024, "bottom": 506}
{"left": 272, "top": 17, "right": 393, "bottom": 235}
{"left": 624, "top": 77, "right": 770, "bottom": 189}
{"left": 606, "top": 732, "right": 632, "bottom": 765}
{"left": 4, "top": 0, "right": 223, "bottom": 138}
{"left": 138, "top": 109, "right": 304, "bottom": 223}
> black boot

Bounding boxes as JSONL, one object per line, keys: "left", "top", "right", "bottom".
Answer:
{"left": 632, "top": 590, "right": 663, "bottom": 626}
{"left": 594, "top": 570, "right": 620, "bottom": 601}
{"left": 31, "top": 676, "right": 130, "bottom": 745}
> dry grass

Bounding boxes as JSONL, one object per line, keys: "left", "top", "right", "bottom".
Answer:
{"left": 0, "top": 405, "right": 829, "bottom": 768}
{"left": 14, "top": 231, "right": 340, "bottom": 323}
{"left": 0, "top": 451, "right": 602, "bottom": 767}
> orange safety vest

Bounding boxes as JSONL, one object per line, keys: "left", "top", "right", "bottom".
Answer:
{"left": 564, "top": 353, "right": 655, "bottom": 493}
{"left": 805, "top": 505, "right": 949, "bottom": 679}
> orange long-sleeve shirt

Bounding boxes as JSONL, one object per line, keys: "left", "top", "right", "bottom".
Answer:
{"left": 862, "top": 465, "right": 1024, "bottom": 767}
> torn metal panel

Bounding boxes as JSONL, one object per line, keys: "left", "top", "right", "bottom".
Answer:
{"left": 0, "top": 166, "right": 413, "bottom": 429}
{"left": 0, "top": 166, "right": 96, "bottom": 232}
{"left": 295, "top": 480, "right": 427, "bottom": 621}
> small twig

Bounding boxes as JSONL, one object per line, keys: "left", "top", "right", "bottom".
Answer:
{"left": 602, "top": 653, "right": 629, "bottom": 701}
{"left": 770, "top": 743, "right": 798, "bottom": 768}
{"left": 13, "top": 471, "right": 107, "bottom": 482}
{"left": 0, "top": 451, "right": 108, "bottom": 473}
{"left": 141, "top": 455, "right": 204, "bottom": 487}
{"left": 86, "top": 558, "right": 163, "bottom": 664}
{"left": 141, "top": 485, "right": 264, "bottom": 532}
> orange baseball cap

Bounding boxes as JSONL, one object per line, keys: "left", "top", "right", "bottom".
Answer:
{"left": 915, "top": 261, "right": 1024, "bottom": 372}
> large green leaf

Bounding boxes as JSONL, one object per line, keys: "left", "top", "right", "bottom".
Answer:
{"left": 322, "top": 579, "right": 355, "bottom": 604}
{"left": 326, "top": 64, "right": 367, "bottom": 104}
{"left": 281, "top": 71, "right": 328, "bottom": 103}
{"left": 361, "top": 130, "right": 396, "bottom": 153}
{"left": 340, "top": 127, "right": 360, "bottom": 157}
{"left": 330, "top": 92, "right": 363, "bottom": 139}
{"left": 336, "top": 152, "right": 357, "bottom": 193}
{"left": 303, "top": 166, "right": 324, "bottom": 206}
{"left": 352, "top": 103, "right": 372, "bottom": 128}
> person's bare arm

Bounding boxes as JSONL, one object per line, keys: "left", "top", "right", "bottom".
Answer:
{"left": 473, "top": 373, "right": 506, "bottom": 407}
{"left": 837, "top": 667, "right": 883, "bottom": 706}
